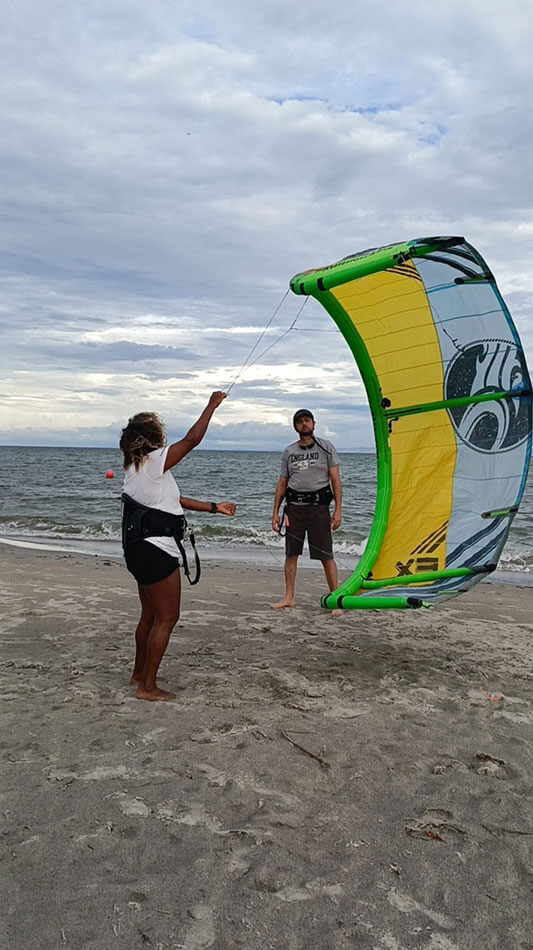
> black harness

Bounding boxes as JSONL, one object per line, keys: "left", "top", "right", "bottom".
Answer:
{"left": 121, "top": 493, "right": 201, "bottom": 585}
{"left": 278, "top": 484, "right": 333, "bottom": 537}
{"left": 285, "top": 484, "right": 333, "bottom": 506}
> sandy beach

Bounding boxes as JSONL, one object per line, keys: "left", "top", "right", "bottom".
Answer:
{"left": 1, "top": 543, "right": 532, "bottom": 950}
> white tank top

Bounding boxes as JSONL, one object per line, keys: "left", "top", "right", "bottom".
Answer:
{"left": 123, "top": 446, "right": 183, "bottom": 556}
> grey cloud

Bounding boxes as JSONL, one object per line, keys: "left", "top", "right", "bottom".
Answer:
{"left": 36, "top": 340, "right": 201, "bottom": 364}
{"left": 0, "top": 0, "right": 531, "bottom": 447}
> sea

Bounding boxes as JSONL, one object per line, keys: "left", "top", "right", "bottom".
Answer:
{"left": 0, "top": 446, "right": 532, "bottom": 584}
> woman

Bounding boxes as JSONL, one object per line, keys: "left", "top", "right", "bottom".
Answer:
{"left": 119, "top": 391, "right": 235, "bottom": 701}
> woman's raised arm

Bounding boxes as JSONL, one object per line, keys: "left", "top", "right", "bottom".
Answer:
{"left": 163, "top": 392, "right": 226, "bottom": 471}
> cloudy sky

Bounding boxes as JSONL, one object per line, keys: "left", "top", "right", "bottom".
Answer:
{"left": 1, "top": 0, "right": 532, "bottom": 450}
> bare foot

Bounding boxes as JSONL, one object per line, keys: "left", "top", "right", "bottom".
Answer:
{"left": 135, "top": 685, "right": 176, "bottom": 702}
{"left": 331, "top": 609, "right": 343, "bottom": 618}
{"left": 130, "top": 675, "right": 167, "bottom": 685}
{"left": 271, "top": 598, "right": 296, "bottom": 609}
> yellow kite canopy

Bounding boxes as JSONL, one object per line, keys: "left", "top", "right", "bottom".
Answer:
{"left": 290, "top": 237, "right": 532, "bottom": 609}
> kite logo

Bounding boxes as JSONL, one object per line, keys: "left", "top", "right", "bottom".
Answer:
{"left": 445, "top": 340, "right": 530, "bottom": 453}
{"left": 395, "top": 557, "right": 440, "bottom": 576}
{"left": 395, "top": 522, "right": 448, "bottom": 576}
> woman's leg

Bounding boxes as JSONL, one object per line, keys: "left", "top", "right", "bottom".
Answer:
{"left": 130, "top": 583, "right": 155, "bottom": 685}
{"left": 136, "top": 569, "right": 181, "bottom": 701}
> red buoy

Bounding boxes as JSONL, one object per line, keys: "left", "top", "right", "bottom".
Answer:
{"left": 105, "top": 470, "right": 114, "bottom": 479}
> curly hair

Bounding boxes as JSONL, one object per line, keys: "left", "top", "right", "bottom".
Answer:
{"left": 119, "top": 412, "right": 166, "bottom": 470}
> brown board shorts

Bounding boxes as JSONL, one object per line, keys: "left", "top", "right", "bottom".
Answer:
{"left": 284, "top": 503, "right": 333, "bottom": 560}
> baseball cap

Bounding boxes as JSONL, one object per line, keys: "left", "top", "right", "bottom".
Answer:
{"left": 293, "top": 408, "right": 314, "bottom": 427}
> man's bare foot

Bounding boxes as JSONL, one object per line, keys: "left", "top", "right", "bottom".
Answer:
{"left": 271, "top": 598, "right": 296, "bottom": 609}
{"left": 130, "top": 674, "right": 167, "bottom": 685}
{"left": 135, "top": 685, "right": 176, "bottom": 702}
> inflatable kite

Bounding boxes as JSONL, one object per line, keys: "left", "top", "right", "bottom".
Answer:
{"left": 290, "top": 236, "right": 532, "bottom": 609}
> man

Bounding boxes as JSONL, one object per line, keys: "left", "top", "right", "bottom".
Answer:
{"left": 271, "top": 409, "right": 342, "bottom": 609}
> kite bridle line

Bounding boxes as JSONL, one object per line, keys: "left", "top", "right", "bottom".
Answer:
{"left": 216, "top": 288, "right": 351, "bottom": 592}
{"left": 231, "top": 297, "right": 308, "bottom": 380}
{"left": 223, "top": 293, "right": 309, "bottom": 395}
{"left": 222, "top": 288, "right": 288, "bottom": 394}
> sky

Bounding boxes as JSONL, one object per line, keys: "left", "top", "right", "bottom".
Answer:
{"left": 1, "top": 0, "right": 532, "bottom": 451}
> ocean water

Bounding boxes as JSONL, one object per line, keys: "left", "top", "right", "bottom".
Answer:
{"left": 0, "top": 446, "right": 531, "bottom": 578}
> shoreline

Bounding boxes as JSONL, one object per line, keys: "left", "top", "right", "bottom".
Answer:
{"left": 1, "top": 534, "right": 531, "bottom": 586}
{"left": 2, "top": 542, "right": 532, "bottom": 948}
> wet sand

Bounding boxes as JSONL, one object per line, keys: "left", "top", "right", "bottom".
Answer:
{"left": 1, "top": 543, "right": 532, "bottom": 949}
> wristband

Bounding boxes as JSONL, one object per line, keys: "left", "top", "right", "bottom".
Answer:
{"left": 210, "top": 502, "right": 217, "bottom": 514}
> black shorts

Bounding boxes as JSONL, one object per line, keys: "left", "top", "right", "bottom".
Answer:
{"left": 124, "top": 540, "right": 180, "bottom": 585}
{"left": 285, "top": 504, "right": 333, "bottom": 561}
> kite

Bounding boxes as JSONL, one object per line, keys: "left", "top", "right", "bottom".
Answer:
{"left": 290, "top": 236, "right": 532, "bottom": 609}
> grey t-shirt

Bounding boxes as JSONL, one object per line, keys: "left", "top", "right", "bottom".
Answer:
{"left": 280, "top": 438, "right": 339, "bottom": 492}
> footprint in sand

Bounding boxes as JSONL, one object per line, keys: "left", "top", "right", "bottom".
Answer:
{"left": 179, "top": 903, "right": 215, "bottom": 949}
{"left": 114, "top": 794, "right": 152, "bottom": 818}
{"left": 254, "top": 872, "right": 343, "bottom": 902}
{"left": 386, "top": 886, "right": 457, "bottom": 930}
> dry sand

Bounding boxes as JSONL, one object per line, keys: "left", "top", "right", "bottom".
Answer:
{"left": 1, "top": 543, "right": 532, "bottom": 950}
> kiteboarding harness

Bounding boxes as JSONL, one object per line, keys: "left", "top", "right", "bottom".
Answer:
{"left": 121, "top": 493, "right": 201, "bottom": 585}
